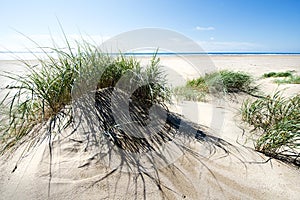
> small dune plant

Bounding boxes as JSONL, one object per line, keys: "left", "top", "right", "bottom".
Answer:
{"left": 241, "top": 92, "right": 300, "bottom": 166}
{"left": 262, "top": 71, "right": 293, "bottom": 78}
{"left": 274, "top": 75, "right": 300, "bottom": 84}
{"left": 174, "top": 70, "right": 258, "bottom": 101}
{"left": 262, "top": 70, "right": 300, "bottom": 84}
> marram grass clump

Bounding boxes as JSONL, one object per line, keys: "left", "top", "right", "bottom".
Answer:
{"left": 241, "top": 92, "right": 300, "bottom": 166}
{"left": 0, "top": 41, "right": 170, "bottom": 153}
{"left": 262, "top": 71, "right": 293, "bottom": 78}
{"left": 262, "top": 70, "right": 300, "bottom": 84}
{"left": 174, "top": 70, "right": 258, "bottom": 101}
{"left": 274, "top": 75, "right": 300, "bottom": 84}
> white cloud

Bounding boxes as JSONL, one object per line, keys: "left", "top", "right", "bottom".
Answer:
{"left": 196, "top": 26, "right": 215, "bottom": 31}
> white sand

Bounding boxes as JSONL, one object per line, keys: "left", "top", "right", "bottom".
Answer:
{"left": 0, "top": 55, "right": 300, "bottom": 199}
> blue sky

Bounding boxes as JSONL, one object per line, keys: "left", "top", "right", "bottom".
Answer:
{"left": 1, "top": 0, "right": 300, "bottom": 52}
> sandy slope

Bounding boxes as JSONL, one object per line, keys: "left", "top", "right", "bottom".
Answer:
{"left": 0, "top": 55, "right": 300, "bottom": 200}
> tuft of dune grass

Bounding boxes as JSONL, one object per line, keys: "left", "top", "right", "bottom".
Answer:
{"left": 263, "top": 71, "right": 293, "bottom": 78}
{"left": 0, "top": 40, "right": 170, "bottom": 153}
{"left": 174, "top": 70, "right": 258, "bottom": 101}
{"left": 274, "top": 75, "right": 300, "bottom": 84}
{"left": 262, "top": 70, "right": 300, "bottom": 84}
{"left": 241, "top": 92, "right": 300, "bottom": 166}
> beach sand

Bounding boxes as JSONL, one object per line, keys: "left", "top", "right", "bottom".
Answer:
{"left": 0, "top": 55, "right": 299, "bottom": 199}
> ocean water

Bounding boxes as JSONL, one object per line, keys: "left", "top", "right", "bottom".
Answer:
{"left": 1, "top": 51, "right": 300, "bottom": 60}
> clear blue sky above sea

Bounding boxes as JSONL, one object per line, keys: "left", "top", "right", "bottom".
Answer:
{"left": 0, "top": 0, "right": 300, "bottom": 52}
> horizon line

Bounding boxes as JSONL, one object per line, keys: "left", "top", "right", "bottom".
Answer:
{"left": 1, "top": 51, "right": 300, "bottom": 55}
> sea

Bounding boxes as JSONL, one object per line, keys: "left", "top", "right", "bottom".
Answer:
{"left": 1, "top": 51, "right": 300, "bottom": 60}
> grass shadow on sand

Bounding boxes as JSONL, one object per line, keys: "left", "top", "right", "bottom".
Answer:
{"left": 64, "top": 86, "right": 246, "bottom": 199}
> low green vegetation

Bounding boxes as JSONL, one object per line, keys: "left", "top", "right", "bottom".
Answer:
{"left": 174, "top": 70, "right": 258, "bottom": 101}
{"left": 173, "top": 86, "right": 206, "bottom": 101}
{"left": 274, "top": 75, "right": 300, "bottom": 84}
{"left": 262, "top": 70, "right": 300, "bottom": 84}
{"left": 263, "top": 71, "right": 292, "bottom": 78}
{"left": 241, "top": 92, "right": 300, "bottom": 166}
{"left": 0, "top": 40, "right": 169, "bottom": 153}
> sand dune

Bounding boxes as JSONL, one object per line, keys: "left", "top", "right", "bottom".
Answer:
{"left": 0, "top": 55, "right": 300, "bottom": 199}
